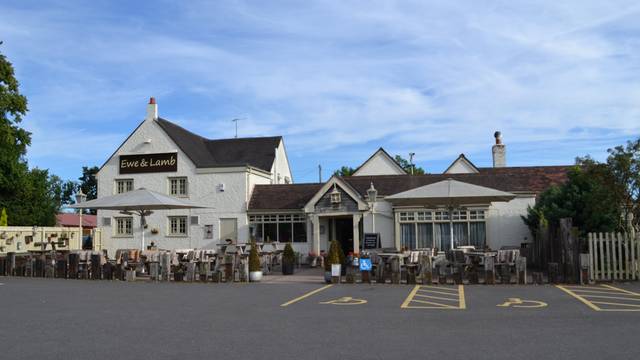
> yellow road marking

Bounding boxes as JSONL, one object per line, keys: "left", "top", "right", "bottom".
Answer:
{"left": 600, "top": 284, "right": 640, "bottom": 296}
{"left": 556, "top": 284, "right": 640, "bottom": 312}
{"left": 416, "top": 288, "right": 461, "bottom": 297}
{"left": 574, "top": 294, "right": 640, "bottom": 301}
{"left": 280, "top": 284, "right": 333, "bottom": 307}
{"left": 556, "top": 285, "right": 601, "bottom": 311}
{"left": 589, "top": 301, "right": 640, "bottom": 308}
{"left": 400, "top": 285, "right": 421, "bottom": 309}
{"left": 413, "top": 293, "right": 460, "bottom": 302}
{"left": 458, "top": 285, "right": 466, "bottom": 309}
{"left": 401, "top": 285, "right": 465, "bottom": 309}
{"left": 319, "top": 296, "right": 367, "bottom": 305}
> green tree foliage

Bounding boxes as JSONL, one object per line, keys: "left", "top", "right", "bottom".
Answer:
{"left": 605, "top": 138, "right": 640, "bottom": 230}
{"left": 522, "top": 159, "right": 624, "bottom": 236}
{"left": 0, "top": 208, "right": 7, "bottom": 226}
{"left": 76, "top": 165, "right": 98, "bottom": 214}
{"left": 0, "top": 44, "right": 30, "bottom": 212}
{"left": 333, "top": 166, "right": 356, "bottom": 177}
{"left": 249, "top": 240, "right": 261, "bottom": 272}
{"left": 394, "top": 155, "right": 425, "bottom": 175}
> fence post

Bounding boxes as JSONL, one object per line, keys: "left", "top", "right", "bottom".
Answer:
{"left": 587, "top": 233, "right": 595, "bottom": 281}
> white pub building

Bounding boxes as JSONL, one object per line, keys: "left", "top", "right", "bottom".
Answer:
{"left": 97, "top": 99, "right": 568, "bottom": 257}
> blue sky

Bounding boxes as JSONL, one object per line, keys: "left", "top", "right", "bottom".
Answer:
{"left": 1, "top": 1, "right": 639, "bottom": 183}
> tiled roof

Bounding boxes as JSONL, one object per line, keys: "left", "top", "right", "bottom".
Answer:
{"left": 249, "top": 183, "right": 323, "bottom": 210}
{"left": 156, "top": 118, "right": 281, "bottom": 172}
{"left": 248, "top": 166, "right": 571, "bottom": 210}
{"left": 55, "top": 213, "right": 97, "bottom": 227}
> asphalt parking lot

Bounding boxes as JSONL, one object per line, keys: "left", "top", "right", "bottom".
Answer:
{"left": 1, "top": 278, "right": 640, "bottom": 360}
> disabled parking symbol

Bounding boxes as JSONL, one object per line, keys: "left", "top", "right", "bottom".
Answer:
{"left": 320, "top": 297, "right": 368, "bottom": 305}
{"left": 497, "top": 298, "right": 547, "bottom": 308}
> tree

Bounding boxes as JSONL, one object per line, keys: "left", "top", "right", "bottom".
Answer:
{"left": 522, "top": 160, "right": 623, "bottom": 236}
{"left": 77, "top": 165, "right": 98, "bottom": 214}
{"left": 605, "top": 138, "right": 640, "bottom": 231}
{"left": 0, "top": 208, "right": 7, "bottom": 226}
{"left": 394, "top": 155, "right": 425, "bottom": 175}
{"left": 333, "top": 166, "right": 356, "bottom": 177}
{"left": 0, "top": 44, "right": 30, "bottom": 215}
{"left": 78, "top": 166, "right": 98, "bottom": 201}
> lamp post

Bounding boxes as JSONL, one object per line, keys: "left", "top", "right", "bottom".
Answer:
{"left": 366, "top": 182, "right": 378, "bottom": 252}
{"left": 75, "top": 189, "right": 87, "bottom": 250}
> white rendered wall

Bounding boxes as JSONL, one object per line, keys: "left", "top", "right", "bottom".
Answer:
{"left": 362, "top": 200, "right": 395, "bottom": 248}
{"left": 97, "top": 118, "right": 255, "bottom": 257}
{"left": 444, "top": 160, "right": 477, "bottom": 174}
{"left": 270, "top": 140, "right": 293, "bottom": 184}
{"left": 353, "top": 152, "right": 405, "bottom": 176}
{"left": 486, "top": 196, "right": 535, "bottom": 249}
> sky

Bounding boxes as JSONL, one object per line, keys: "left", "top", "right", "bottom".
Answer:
{"left": 1, "top": 1, "right": 639, "bottom": 183}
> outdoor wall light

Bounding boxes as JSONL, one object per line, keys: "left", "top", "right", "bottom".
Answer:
{"left": 330, "top": 184, "right": 341, "bottom": 205}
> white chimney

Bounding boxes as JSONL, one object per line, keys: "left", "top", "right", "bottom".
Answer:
{"left": 492, "top": 131, "right": 506, "bottom": 167}
{"left": 146, "top": 97, "right": 158, "bottom": 121}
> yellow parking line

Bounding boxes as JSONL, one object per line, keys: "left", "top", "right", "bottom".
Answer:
{"left": 556, "top": 285, "right": 601, "bottom": 311}
{"left": 458, "top": 285, "right": 466, "bottom": 309}
{"left": 575, "top": 294, "right": 640, "bottom": 301}
{"left": 416, "top": 288, "right": 461, "bottom": 296}
{"left": 401, "top": 285, "right": 465, "bottom": 309}
{"left": 600, "top": 284, "right": 640, "bottom": 296}
{"left": 590, "top": 301, "right": 640, "bottom": 308}
{"left": 413, "top": 293, "right": 460, "bottom": 302}
{"left": 400, "top": 285, "right": 421, "bottom": 309}
{"left": 280, "top": 284, "right": 333, "bottom": 307}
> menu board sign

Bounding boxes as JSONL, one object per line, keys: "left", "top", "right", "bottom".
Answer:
{"left": 363, "top": 233, "right": 380, "bottom": 249}
{"left": 119, "top": 152, "right": 178, "bottom": 174}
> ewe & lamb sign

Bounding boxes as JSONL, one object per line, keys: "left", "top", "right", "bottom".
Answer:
{"left": 119, "top": 152, "right": 178, "bottom": 174}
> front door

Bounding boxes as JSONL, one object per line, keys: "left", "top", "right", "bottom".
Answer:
{"left": 334, "top": 217, "right": 353, "bottom": 255}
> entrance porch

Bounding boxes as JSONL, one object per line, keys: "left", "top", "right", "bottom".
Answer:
{"left": 310, "top": 213, "right": 363, "bottom": 255}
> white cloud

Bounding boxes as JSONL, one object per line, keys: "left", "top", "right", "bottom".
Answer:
{"left": 0, "top": 1, "right": 639, "bottom": 182}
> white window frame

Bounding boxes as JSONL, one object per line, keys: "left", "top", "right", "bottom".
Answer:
{"left": 114, "top": 217, "right": 133, "bottom": 237}
{"left": 397, "top": 209, "right": 487, "bottom": 249}
{"left": 115, "top": 179, "right": 134, "bottom": 194}
{"left": 168, "top": 216, "right": 188, "bottom": 237}
{"left": 168, "top": 177, "right": 188, "bottom": 197}
{"left": 248, "top": 213, "right": 307, "bottom": 243}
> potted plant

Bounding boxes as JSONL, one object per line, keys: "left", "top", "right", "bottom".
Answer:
{"left": 173, "top": 264, "right": 185, "bottom": 282}
{"left": 249, "top": 240, "right": 263, "bottom": 282}
{"left": 282, "top": 243, "right": 295, "bottom": 275}
{"left": 326, "top": 240, "right": 342, "bottom": 283}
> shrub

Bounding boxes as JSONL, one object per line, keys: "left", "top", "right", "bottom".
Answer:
{"left": 249, "top": 241, "right": 261, "bottom": 272}
{"left": 0, "top": 208, "right": 7, "bottom": 226}
{"left": 327, "top": 240, "right": 341, "bottom": 268}
{"left": 283, "top": 243, "right": 295, "bottom": 264}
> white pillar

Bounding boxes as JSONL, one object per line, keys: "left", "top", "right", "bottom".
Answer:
{"left": 312, "top": 215, "right": 320, "bottom": 254}
{"left": 394, "top": 211, "right": 401, "bottom": 251}
{"left": 353, "top": 213, "right": 362, "bottom": 253}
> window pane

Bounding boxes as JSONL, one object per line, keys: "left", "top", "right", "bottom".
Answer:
{"left": 417, "top": 223, "right": 434, "bottom": 248}
{"left": 263, "top": 223, "right": 277, "bottom": 242}
{"left": 470, "top": 222, "right": 486, "bottom": 248}
{"left": 400, "top": 224, "right": 416, "bottom": 250}
{"left": 434, "top": 223, "right": 450, "bottom": 250}
{"left": 293, "top": 222, "right": 307, "bottom": 243}
{"left": 453, "top": 223, "right": 468, "bottom": 248}
{"left": 278, "top": 222, "right": 292, "bottom": 242}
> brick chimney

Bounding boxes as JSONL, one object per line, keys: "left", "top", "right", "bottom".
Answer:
{"left": 492, "top": 131, "right": 506, "bottom": 167}
{"left": 146, "top": 97, "right": 158, "bottom": 121}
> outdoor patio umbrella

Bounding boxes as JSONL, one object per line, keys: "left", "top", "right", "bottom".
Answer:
{"left": 69, "top": 188, "right": 207, "bottom": 250}
{"left": 386, "top": 179, "right": 516, "bottom": 249}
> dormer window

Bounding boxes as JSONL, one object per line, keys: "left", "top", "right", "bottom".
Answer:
{"left": 330, "top": 184, "right": 341, "bottom": 205}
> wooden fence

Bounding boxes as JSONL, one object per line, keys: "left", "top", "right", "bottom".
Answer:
{"left": 588, "top": 232, "right": 639, "bottom": 281}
